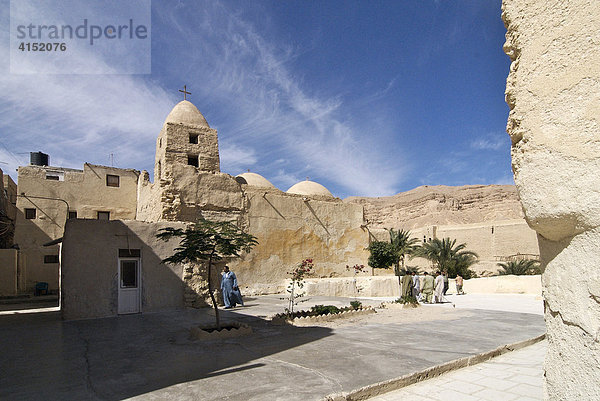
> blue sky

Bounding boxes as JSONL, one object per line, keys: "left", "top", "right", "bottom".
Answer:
{"left": 0, "top": 0, "right": 512, "bottom": 199}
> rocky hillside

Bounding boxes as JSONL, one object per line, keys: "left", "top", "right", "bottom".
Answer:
{"left": 345, "top": 185, "right": 525, "bottom": 229}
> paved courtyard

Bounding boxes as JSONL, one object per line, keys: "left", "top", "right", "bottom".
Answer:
{"left": 368, "top": 339, "right": 546, "bottom": 401}
{"left": 0, "top": 294, "right": 545, "bottom": 400}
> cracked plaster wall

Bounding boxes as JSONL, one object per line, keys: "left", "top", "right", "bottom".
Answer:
{"left": 228, "top": 187, "right": 370, "bottom": 295}
{"left": 503, "top": 1, "right": 600, "bottom": 398}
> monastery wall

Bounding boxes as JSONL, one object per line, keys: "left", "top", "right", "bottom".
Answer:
{"left": 229, "top": 186, "right": 370, "bottom": 295}
{"left": 503, "top": 0, "right": 600, "bottom": 398}
{"left": 136, "top": 170, "right": 163, "bottom": 222}
{"left": 159, "top": 167, "right": 245, "bottom": 223}
{"left": 15, "top": 163, "right": 138, "bottom": 291}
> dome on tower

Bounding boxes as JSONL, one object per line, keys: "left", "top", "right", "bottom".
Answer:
{"left": 287, "top": 180, "right": 334, "bottom": 198}
{"left": 164, "top": 100, "right": 209, "bottom": 128}
{"left": 235, "top": 172, "right": 276, "bottom": 189}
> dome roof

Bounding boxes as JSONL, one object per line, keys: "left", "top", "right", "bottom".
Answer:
{"left": 287, "top": 180, "right": 334, "bottom": 198}
{"left": 164, "top": 100, "right": 209, "bottom": 128}
{"left": 235, "top": 172, "right": 276, "bottom": 189}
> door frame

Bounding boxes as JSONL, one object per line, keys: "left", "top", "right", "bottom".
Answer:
{"left": 117, "top": 256, "right": 141, "bottom": 314}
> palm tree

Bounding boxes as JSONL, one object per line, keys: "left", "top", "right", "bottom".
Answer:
{"left": 413, "top": 237, "right": 478, "bottom": 279}
{"left": 387, "top": 228, "right": 420, "bottom": 276}
{"left": 497, "top": 259, "right": 541, "bottom": 275}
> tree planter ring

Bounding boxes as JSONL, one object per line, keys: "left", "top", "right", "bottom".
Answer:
{"left": 190, "top": 322, "right": 252, "bottom": 340}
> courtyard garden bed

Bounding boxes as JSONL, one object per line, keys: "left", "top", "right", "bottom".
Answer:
{"left": 271, "top": 304, "right": 376, "bottom": 325}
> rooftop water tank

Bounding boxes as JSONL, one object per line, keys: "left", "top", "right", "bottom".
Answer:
{"left": 30, "top": 151, "right": 49, "bottom": 166}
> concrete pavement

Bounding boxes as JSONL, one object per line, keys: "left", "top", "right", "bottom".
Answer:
{"left": 0, "top": 294, "right": 545, "bottom": 400}
{"left": 367, "top": 340, "right": 546, "bottom": 401}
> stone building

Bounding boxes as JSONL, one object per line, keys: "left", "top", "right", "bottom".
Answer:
{"left": 60, "top": 100, "right": 369, "bottom": 319}
{"left": 14, "top": 161, "right": 139, "bottom": 292}
{"left": 8, "top": 99, "right": 539, "bottom": 318}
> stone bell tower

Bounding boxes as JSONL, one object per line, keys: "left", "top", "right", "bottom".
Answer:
{"left": 135, "top": 88, "right": 244, "bottom": 224}
{"left": 154, "top": 99, "right": 220, "bottom": 181}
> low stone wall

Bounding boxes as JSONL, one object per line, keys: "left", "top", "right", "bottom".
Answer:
{"left": 244, "top": 275, "right": 541, "bottom": 298}
{"left": 449, "top": 275, "right": 541, "bottom": 295}
{"left": 303, "top": 276, "right": 401, "bottom": 298}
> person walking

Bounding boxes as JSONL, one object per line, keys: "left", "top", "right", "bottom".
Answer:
{"left": 442, "top": 270, "right": 449, "bottom": 295}
{"left": 401, "top": 273, "right": 413, "bottom": 298}
{"left": 434, "top": 271, "right": 444, "bottom": 303}
{"left": 421, "top": 271, "right": 434, "bottom": 303}
{"left": 456, "top": 274, "right": 464, "bottom": 295}
{"left": 220, "top": 265, "right": 244, "bottom": 308}
{"left": 412, "top": 271, "right": 421, "bottom": 300}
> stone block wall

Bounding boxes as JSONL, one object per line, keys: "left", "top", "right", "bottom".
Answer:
{"left": 503, "top": 1, "right": 600, "bottom": 399}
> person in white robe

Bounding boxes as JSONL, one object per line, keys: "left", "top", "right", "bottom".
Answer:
{"left": 434, "top": 271, "right": 444, "bottom": 303}
{"left": 412, "top": 272, "right": 420, "bottom": 300}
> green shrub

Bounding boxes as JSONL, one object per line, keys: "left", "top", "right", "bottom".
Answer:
{"left": 350, "top": 300, "right": 362, "bottom": 310}
{"left": 310, "top": 304, "right": 341, "bottom": 315}
{"left": 395, "top": 295, "right": 419, "bottom": 305}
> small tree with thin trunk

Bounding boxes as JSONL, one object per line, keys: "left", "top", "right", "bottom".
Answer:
{"left": 157, "top": 219, "right": 258, "bottom": 330}
{"left": 367, "top": 241, "right": 398, "bottom": 270}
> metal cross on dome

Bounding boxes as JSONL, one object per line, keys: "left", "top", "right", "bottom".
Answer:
{"left": 179, "top": 85, "right": 191, "bottom": 100}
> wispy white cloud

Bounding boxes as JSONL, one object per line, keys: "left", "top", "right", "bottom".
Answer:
{"left": 470, "top": 133, "right": 508, "bottom": 151}
{"left": 1, "top": 0, "right": 406, "bottom": 197}
{"left": 155, "top": 1, "right": 405, "bottom": 197}
{"left": 0, "top": 1, "right": 175, "bottom": 180}
{"left": 219, "top": 143, "right": 257, "bottom": 173}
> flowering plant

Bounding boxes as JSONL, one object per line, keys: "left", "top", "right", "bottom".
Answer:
{"left": 346, "top": 264, "right": 366, "bottom": 274}
{"left": 346, "top": 264, "right": 366, "bottom": 300}
{"left": 286, "top": 258, "right": 314, "bottom": 315}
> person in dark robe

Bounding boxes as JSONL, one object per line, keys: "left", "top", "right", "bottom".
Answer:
{"left": 401, "top": 274, "right": 413, "bottom": 298}
{"left": 220, "top": 265, "right": 244, "bottom": 308}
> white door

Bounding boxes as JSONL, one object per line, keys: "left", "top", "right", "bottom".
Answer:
{"left": 118, "top": 258, "right": 141, "bottom": 314}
